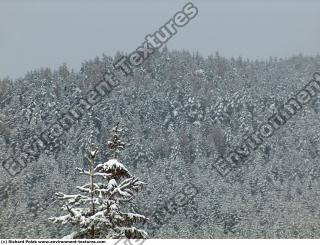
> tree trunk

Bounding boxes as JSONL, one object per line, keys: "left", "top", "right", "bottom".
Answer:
{"left": 90, "top": 157, "right": 95, "bottom": 238}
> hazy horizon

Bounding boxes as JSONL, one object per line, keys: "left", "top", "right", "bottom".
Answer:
{"left": 1, "top": 0, "right": 320, "bottom": 79}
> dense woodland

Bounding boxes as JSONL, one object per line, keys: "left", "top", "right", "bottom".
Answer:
{"left": 1, "top": 49, "right": 320, "bottom": 238}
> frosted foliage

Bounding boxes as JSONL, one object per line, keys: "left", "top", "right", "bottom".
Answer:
{"left": 1, "top": 52, "right": 320, "bottom": 238}
{"left": 49, "top": 131, "right": 148, "bottom": 239}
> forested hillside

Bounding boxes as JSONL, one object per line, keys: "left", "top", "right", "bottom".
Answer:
{"left": 1, "top": 50, "right": 320, "bottom": 238}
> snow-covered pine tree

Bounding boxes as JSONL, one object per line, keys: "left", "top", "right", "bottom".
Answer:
{"left": 49, "top": 123, "right": 148, "bottom": 239}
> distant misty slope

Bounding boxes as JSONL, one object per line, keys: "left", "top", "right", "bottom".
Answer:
{"left": 0, "top": 51, "right": 320, "bottom": 238}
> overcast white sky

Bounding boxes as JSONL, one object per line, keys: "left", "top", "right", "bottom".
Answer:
{"left": 0, "top": 0, "right": 320, "bottom": 79}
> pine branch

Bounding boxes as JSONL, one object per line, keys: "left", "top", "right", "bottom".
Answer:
{"left": 78, "top": 183, "right": 100, "bottom": 190}
{"left": 66, "top": 204, "right": 76, "bottom": 217}
{"left": 48, "top": 214, "right": 71, "bottom": 225}
{"left": 76, "top": 186, "right": 92, "bottom": 193}
{"left": 122, "top": 227, "right": 148, "bottom": 239}
{"left": 76, "top": 167, "right": 90, "bottom": 175}
{"left": 93, "top": 172, "right": 112, "bottom": 179}
{"left": 118, "top": 212, "right": 148, "bottom": 227}
{"left": 54, "top": 192, "right": 91, "bottom": 206}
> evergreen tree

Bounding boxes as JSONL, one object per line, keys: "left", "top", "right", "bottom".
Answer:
{"left": 49, "top": 124, "right": 148, "bottom": 239}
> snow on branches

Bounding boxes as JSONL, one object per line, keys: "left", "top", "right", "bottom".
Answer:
{"left": 49, "top": 124, "right": 148, "bottom": 239}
